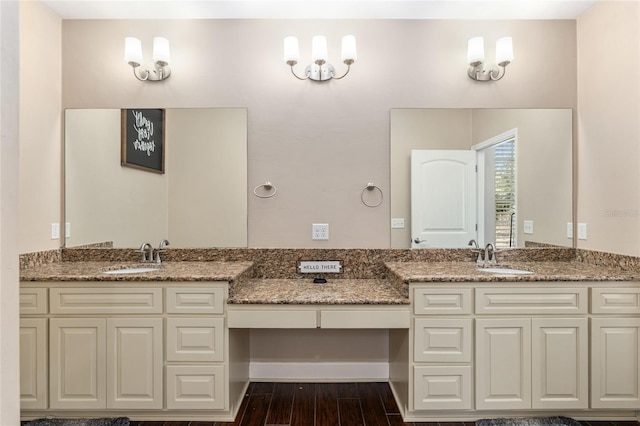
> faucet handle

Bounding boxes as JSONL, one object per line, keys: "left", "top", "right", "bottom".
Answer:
{"left": 139, "top": 242, "right": 152, "bottom": 262}
{"left": 155, "top": 239, "right": 170, "bottom": 263}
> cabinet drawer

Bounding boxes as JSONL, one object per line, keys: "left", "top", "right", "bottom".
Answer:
{"left": 414, "top": 288, "right": 472, "bottom": 315}
{"left": 592, "top": 287, "right": 640, "bottom": 314}
{"left": 413, "top": 365, "right": 471, "bottom": 410}
{"left": 321, "top": 309, "right": 410, "bottom": 329}
{"left": 167, "top": 318, "right": 224, "bottom": 362}
{"left": 227, "top": 308, "right": 317, "bottom": 328}
{"left": 166, "top": 365, "right": 225, "bottom": 410}
{"left": 167, "top": 287, "right": 226, "bottom": 314}
{"left": 50, "top": 287, "right": 162, "bottom": 314}
{"left": 20, "top": 288, "right": 48, "bottom": 314}
{"left": 475, "top": 287, "right": 587, "bottom": 314}
{"left": 414, "top": 318, "right": 472, "bottom": 362}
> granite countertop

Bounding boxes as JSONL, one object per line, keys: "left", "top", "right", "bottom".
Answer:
{"left": 20, "top": 261, "right": 254, "bottom": 283}
{"left": 228, "top": 278, "right": 409, "bottom": 305}
{"left": 385, "top": 261, "right": 640, "bottom": 283}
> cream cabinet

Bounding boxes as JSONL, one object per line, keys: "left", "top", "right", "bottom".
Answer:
{"left": 49, "top": 317, "right": 163, "bottom": 410}
{"left": 20, "top": 318, "right": 48, "bottom": 410}
{"left": 591, "top": 286, "right": 640, "bottom": 409}
{"left": 20, "top": 288, "right": 48, "bottom": 410}
{"left": 475, "top": 287, "right": 589, "bottom": 410}
{"left": 411, "top": 287, "right": 473, "bottom": 411}
{"left": 21, "top": 281, "right": 244, "bottom": 421}
{"left": 165, "top": 286, "right": 229, "bottom": 410}
{"left": 475, "top": 317, "right": 588, "bottom": 410}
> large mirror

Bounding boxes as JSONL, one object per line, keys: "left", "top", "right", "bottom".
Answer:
{"left": 391, "top": 108, "right": 573, "bottom": 249}
{"left": 65, "top": 108, "right": 247, "bottom": 248}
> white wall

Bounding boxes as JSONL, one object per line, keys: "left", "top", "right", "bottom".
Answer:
{"left": 59, "top": 18, "right": 578, "bottom": 249}
{"left": 577, "top": 1, "right": 640, "bottom": 257}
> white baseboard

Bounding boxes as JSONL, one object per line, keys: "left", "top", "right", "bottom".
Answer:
{"left": 249, "top": 362, "right": 389, "bottom": 381}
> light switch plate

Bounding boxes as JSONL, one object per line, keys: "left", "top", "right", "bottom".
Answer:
{"left": 523, "top": 220, "right": 534, "bottom": 234}
{"left": 391, "top": 218, "right": 405, "bottom": 229}
{"left": 50, "top": 223, "right": 60, "bottom": 240}
{"left": 567, "top": 222, "right": 573, "bottom": 239}
{"left": 578, "top": 223, "right": 588, "bottom": 240}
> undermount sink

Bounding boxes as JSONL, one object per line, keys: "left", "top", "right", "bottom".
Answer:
{"left": 103, "top": 266, "right": 160, "bottom": 275}
{"left": 479, "top": 267, "right": 533, "bottom": 275}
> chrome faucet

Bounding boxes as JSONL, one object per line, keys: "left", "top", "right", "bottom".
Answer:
{"left": 468, "top": 239, "right": 483, "bottom": 264}
{"left": 139, "top": 242, "right": 153, "bottom": 263}
{"left": 484, "top": 243, "right": 497, "bottom": 265}
{"left": 155, "top": 239, "right": 170, "bottom": 263}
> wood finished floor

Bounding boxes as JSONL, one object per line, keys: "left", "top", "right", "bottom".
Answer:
{"left": 126, "top": 382, "right": 640, "bottom": 426}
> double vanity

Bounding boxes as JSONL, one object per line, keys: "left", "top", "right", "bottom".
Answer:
{"left": 19, "top": 250, "right": 640, "bottom": 422}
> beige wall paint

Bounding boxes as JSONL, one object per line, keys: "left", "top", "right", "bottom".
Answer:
{"left": 166, "top": 108, "right": 247, "bottom": 247}
{"left": 577, "top": 1, "right": 640, "bottom": 257}
{"left": 60, "top": 19, "right": 577, "bottom": 248}
{"left": 2, "top": 1, "right": 21, "bottom": 423}
{"left": 20, "top": 0, "right": 62, "bottom": 253}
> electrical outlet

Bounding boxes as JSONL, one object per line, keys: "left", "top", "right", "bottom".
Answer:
{"left": 391, "top": 218, "right": 405, "bottom": 229}
{"left": 567, "top": 222, "right": 573, "bottom": 238}
{"left": 578, "top": 223, "right": 588, "bottom": 240}
{"left": 523, "top": 220, "right": 534, "bottom": 234}
{"left": 312, "top": 223, "right": 329, "bottom": 240}
{"left": 50, "top": 223, "right": 60, "bottom": 240}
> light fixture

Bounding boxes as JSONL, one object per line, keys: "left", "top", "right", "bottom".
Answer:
{"left": 284, "top": 35, "right": 357, "bottom": 81}
{"left": 467, "top": 36, "right": 513, "bottom": 82}
{"left": 125, "top": 36, "right": 171, "bottom": 82}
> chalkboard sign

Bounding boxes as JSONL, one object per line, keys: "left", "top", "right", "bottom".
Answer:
{"left": 121, "top": 108, "right": 165, "bottom": 173}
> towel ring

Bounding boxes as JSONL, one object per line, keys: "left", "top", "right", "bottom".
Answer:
{"left": 361, "top": 183, "right": 383, "bottom": 207}
{"left": 253, "top": 182, "right": 278, "bottom": 198}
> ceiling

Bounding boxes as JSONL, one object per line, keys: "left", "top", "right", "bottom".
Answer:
{"left": 40, "top": 0, "right": 600, "bottom": 20}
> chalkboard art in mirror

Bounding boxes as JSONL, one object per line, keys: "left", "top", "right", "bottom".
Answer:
{"left": 121, "top": 108, "right": 165, "bottom": 173}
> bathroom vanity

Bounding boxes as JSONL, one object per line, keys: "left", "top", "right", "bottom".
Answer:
{"left": 19, "top": 257, "right": 640, "bottom": 422}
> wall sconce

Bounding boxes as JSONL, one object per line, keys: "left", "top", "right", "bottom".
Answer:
{"left": 125, "top": 37, "right": 171, "bottom": 82}
{"left": 467, "top": 36, "right": 513, "bottom": 82}
{"left": 284, "top": 35, "right": 357, "bottom": 81}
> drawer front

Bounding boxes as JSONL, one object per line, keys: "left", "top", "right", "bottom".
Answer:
{"left": 166, "top": 318, "right": 224, "bottom": 362}
{"left": 50, "top": 287, "right": 162, "bottom": 314}
{"left": 414, "top": 288, "right": 472, "bottom": 315}
{"left": 227, "top": 309, "right": 317, "bottom": 328}
{"left": 166, "top": 365, "right": 225, "bottom": 410}
{"left": 167, "top": 287, "right": 226, "bottom": 314}
{"left": 413, "top": 365, "right": 472, "bottom": 410}
{"left": 320, "top": 309, "right": 410, "bottom": 329}
{"left": 414, "top": 318, "right": 472, "bottom": 363}
{"left": 592, "top": 288, "right": 640, "bottom": 314}
{"left": 475, "top": 287, "right": 587, "bottom": 314}
{"left": 20, "top": 288, "right": 48, "bottom": 314}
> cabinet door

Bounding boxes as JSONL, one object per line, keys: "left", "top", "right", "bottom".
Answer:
{"left": 20, "top": 318, "right": 47, "bottom": 410}
{"left": 531, "top": 318, "right": 588, "bottom": 409}
{"left": 591, "top": 318, "right": 640, "bottom": 409}
{"left": 476, "top": 318, "right": 531, "bottom": 410}
{"left": 49, "top": 318, "right": 106, "bottom": 409}
{"left": 107, "top": 318, "right": 163, "bottom": 409}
